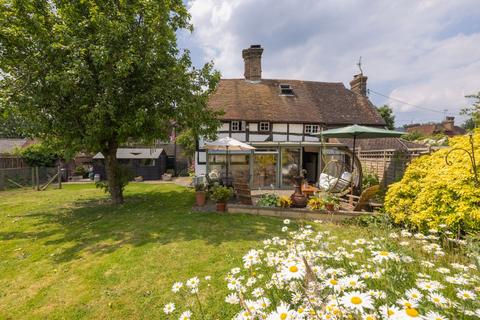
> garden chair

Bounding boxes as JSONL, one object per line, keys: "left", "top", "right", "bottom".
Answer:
{"left": 233, "top": 179, "right": 252, "bottom": 205}
{"left": 338, "top": 185, "right": 381, "bottom": 212}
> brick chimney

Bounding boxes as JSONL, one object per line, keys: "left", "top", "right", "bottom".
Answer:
{"left": 349, "top": 73, "right": 368, "bottom": 96}
{"left": 242, "top": 44, "right": 263, "bottom": 81}
{"left": 443, "top": 116, "right": 455, "bottom": 131}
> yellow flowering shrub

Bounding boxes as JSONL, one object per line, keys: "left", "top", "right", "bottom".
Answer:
{"left": 385, "top": 129, "right": 480, "bottom": 233}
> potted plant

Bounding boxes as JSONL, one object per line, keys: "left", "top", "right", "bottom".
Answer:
{"left": 194, "top": 182, "right": 207, "bottom": 207}
{"left": 322, "top": 193, "right": 339, "bottom": 212}
{"left": 210, "top": 185, "right": 233, "bottom": 212}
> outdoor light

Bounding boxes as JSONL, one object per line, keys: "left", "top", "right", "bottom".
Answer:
{"left": 445, "top": 132, "right": 479, "bottom": 187}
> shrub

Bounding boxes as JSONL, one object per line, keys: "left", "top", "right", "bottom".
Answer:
{"left": 385, "top": 130, "right": 480, "bottom": 234}
{"left": 74, "top": 166, "right": 87, "bottom": 177}
{"left": 277, "top": 195, "right": 292, "bottom": 208}
{"left": 18, "top": 143, "right": 60, "bottom": 167}
{"left": 256, "top": 193, "right": 279, "bottom": 207}
{"left": 362, "top": 170, "right": 379, "bottom": 189}
{"left": 210, "top": 185, "right": 232, "bottom": 203}
{"left": 307, "top": 196, "right": 323, "bottom": 210}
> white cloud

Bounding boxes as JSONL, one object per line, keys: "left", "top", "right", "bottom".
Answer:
{"left": 185, "top": 0, "right": 480, "bottom": 125}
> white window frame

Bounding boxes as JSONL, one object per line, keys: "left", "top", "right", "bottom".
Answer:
{"left": 231, "top": 121, "right": 241, "bottom": 131}
{"left": 305, "top": 124, "right": 320, "bottom": 134}
{"left": 259, "top": 122, "right": 270, "bottom": 132}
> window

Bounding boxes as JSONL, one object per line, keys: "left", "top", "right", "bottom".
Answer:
{"left": 279, "top": 84, "right": 294, "bottom": 95}
{"left": 305, "top": 124, "right": 320, "bottom": 134}
{"left": 259, "top": 122, "right": 270, "bottom": 131}
{"left": 231, "top": 121, "right": 242, "bottom": 131}
{"left": 140, "top": 159, "right": 155, "bottom": 166}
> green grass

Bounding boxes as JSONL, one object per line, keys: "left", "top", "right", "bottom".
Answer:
{"left": 0, "top": 184, "right": 474, "bottom": 319}
{"left": 0, "top": 183, "right": 291, "bottom": 319}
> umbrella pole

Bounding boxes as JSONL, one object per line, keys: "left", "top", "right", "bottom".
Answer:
{"left": 226, "top": 146, "right": 229, "bottom": 186}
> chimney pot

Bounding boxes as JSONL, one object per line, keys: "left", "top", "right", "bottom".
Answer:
{"left": 242, "top": 44, "right": 263, "bottom": 81}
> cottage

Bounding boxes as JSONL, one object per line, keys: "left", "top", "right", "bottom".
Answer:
{"left": 404, "top": 116, "right": 466, "bottom": 137}
{"left": 195, "top": 45, "right": 386, "bottom": 189}
{"left": 93, "top": 148, "right": 167, "bottom": 180}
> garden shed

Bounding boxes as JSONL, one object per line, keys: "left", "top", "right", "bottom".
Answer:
{"left": 93, "top": 148, "right": 167, "bottom": 180}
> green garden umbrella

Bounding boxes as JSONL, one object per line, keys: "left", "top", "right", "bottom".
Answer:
{"left": 316, "top": 124, "right": 405, "bottom": 170}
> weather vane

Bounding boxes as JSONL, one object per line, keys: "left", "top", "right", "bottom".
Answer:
{"left": 357, "top": 56, "right": 363, "bottom": 75}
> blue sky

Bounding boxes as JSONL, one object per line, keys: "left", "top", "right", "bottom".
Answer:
{"left": 178, "top": 0, "right": 480, "bottom": 126}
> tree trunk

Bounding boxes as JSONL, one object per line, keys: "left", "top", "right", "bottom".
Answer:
{"left": 104, "top": 147, "right": 124, "bottom": 204}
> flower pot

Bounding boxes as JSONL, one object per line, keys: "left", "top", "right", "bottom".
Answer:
{"left": 195, "top": 191, "right": 206, "bottom": 207}
{"left": 216, "top": 202, "right": 227, "bottom": 212}
{"left": 290, "top": 176, "right": 307, "bottom": 208}
{"left": 325, "top": 203, "right": 335, "bottom": 212}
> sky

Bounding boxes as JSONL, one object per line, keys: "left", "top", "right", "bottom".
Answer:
{"left": 178, "top": 0, "right": 480, "bottom": 127}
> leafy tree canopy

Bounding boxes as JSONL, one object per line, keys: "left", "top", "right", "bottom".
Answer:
{"left": 461, "top": 92, "right": 480, "bottom": 130}
{"left": 376, "top": 104, "right": 395, "bottom": 130}
{"left": 0, "top": 0, "right": 221, "bottom": 203}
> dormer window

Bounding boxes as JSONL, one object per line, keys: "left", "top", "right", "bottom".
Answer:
{"left": 259, "top": 122, "right": 270, "bottom": 132}
{"left": 279, "top": 84, "right": 294, "bottom": 96}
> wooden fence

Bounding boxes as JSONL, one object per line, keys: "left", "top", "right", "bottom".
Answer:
{"left": 0, "top": 155, "right": 27, "bottom": 169}
{"left": 0, "top": 167, "right": 59, "bottom": 191}
{"left": 357, "top": 148, "right": 432, "bottom": 187}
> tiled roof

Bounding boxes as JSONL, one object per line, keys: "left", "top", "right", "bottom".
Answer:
{"left": 0, "top": 138, "right": 32, "bottom": 155}
{"left": 208, "top": 79, "right": 386, "bottom": 125}
{"left": 93, "top": 148, "right": 164, "bottom": 159}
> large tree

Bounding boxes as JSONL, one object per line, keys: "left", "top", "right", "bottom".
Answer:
{"left": 376, "top": 104, "right": 395, "bottom": 130}
{"left": 0, "top": 0, "right": 221, "bottom": 203}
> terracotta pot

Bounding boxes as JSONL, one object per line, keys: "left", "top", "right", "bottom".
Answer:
{"left": 195, "top": 191, "right": 206, "bottom": 207}
{"left": 325, "top": 203, "right": 335, "bottom": 212}
{"left": 216, "top": 202, "right": 227, "bottom": 212}
{"left": 290, "top": 176, "right": 307, "bottom": 208}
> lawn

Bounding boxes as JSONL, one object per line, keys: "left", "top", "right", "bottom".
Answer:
{"left": 0, "top": 184, "right": 477, "bottom": 319}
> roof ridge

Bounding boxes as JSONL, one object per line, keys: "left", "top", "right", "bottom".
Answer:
{"left": 220, "top": 78, "right": 344, "bottom": 85}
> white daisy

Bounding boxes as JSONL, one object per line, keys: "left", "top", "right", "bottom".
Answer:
{"left": 172, "top": 282, "right": 183, "bottom": 293}
{"left": 422, "top": 311, "right": 448, "bottom": 320}
{"left": 163, "top": 302, "right": 175, "bottom": 314}
{"left": 339, "top": 291, "right": 374, "bottom": 312}
{"left": 178, "top": 310, "right": 192, "bottom": 320}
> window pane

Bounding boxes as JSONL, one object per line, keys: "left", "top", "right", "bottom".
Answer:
{"left": 252, "top": 154, "right": 277, "bottom": 188}
{"left": 281, "top": 148, "right": 301, "bottom": 187}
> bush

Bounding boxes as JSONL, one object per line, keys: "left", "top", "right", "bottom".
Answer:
{"left": 385, "top": 130, "right": 480, "bottom": 234}
{"left": 256, "top": 193, "right": 279, "bottom": 207}
{"left": 277, "top": 195, "right": 292, "bottom": 208}
{"left": 18, "top": 143, "right": 60, "bottom": 167}
{"left": 210, "top": 185, "right": 232, "bottom": 203}
{"left": 74, "top": 166, "right": 87, "bottom": 177}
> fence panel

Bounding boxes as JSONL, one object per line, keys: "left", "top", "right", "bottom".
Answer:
{"left": 0, "top": 167, "right": 58, "bottom": 191}
{"left": 358, "top": 148, "right": 431, "bottom": 187}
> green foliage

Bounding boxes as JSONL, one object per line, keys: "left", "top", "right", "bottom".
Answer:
{"left": 95, "top": 165, "right": 133, "bottom": 194}
{"left": 17, "top": 143, "right": 59, "bottom": 167}
{"left": 307, "top": 192, "right": 339, "bottom": 210}
{"left": 376, "top": 104, "right": 395, "bottom": 130}
{"left": 0, "top": 0, "right": 221, "bottom": 203}
{"left": 461, "top": 92, "right": 480, "bottom": 129}
{"left": 194, "top": 181, "right": 206, "bottom": 192}
{"left": 176, "top": 128, "right": 198, "bottom": 159}
{"left": 256, "top": 193, "right": 279, "bottom": 207}
{"left": 73, "top": 166, "right": 87, "bottom": 177}
{"left": 209, "top": 185, "right": 232, "bottom": 203}
{"left": 362, "top": 170, "right": 379, "bottom": 189}
{"left": 402, "top": 131, "right": 424, "bottom": 141}
{"left": 385, "top": 130, "right": 480, "bottom": 234}
{"left": 307, "top": 196, "right": 324, "bottom": 210}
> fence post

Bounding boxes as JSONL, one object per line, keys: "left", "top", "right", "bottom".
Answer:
{"left": 383, "top": 150, "right": 388, "bottom": 188}
{"left": 0, "top": 169, "right": 4, "bottom": 191}
{"left": 35, "top": 166, "right": 40, "bottom": 191}
{"left": 57, "top": 165, "right": 62, "bottom": 189}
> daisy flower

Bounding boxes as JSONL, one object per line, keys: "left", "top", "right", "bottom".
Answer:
{"left": 281, "top": 260, "right": 305, "bottom": 280}
{"left": 225, "top": 293, "right": 240, "bottom": 304}
{"left": 339, "top": 291, "right": 374, "bottom": 312}
{"left": 186, "top": 276, "right": 200, "bottom": 289}
{"left": 172, "top": 282, "right": 183, "bottom": 293}
{"left": 422, "top": 311, "right": 448, "bottom": 320}
{"left": 163, "top": 302, "right": 175, "bottom": 314}
{"left": 178, "top": 310, "right": 192, "bottom": 320}
{"left": 379, "top": 305, "right": 402, "bottom": 319}
{"left": 266, "top": 301, "right": 295, "bottom": 320}
{"left": 402, "top": 307, "right": 421, "bottom": 318}
{"left": 428, "top": 292, "right": 447, "bottom": 306}
{"left": 405, "top": 288, "right": 423, "bottom": 301}
{"left": 456, "top": 289, "right": 476, "bottom": 300}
